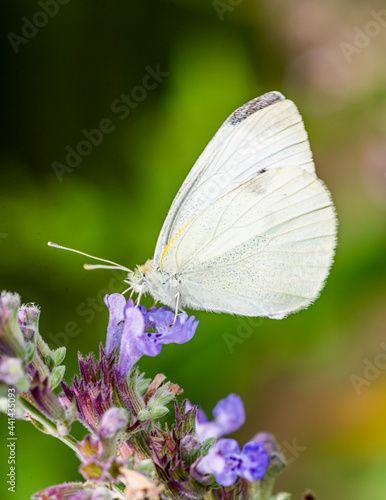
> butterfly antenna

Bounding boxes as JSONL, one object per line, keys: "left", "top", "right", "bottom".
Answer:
{"left": 48, "top": 242, "right": 132, "bottom": 273}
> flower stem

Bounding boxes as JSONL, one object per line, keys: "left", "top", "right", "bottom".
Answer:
{"left": 257, "top": 473, "right": 276, "bottom": 500}
{"left": 20, "top": 396, "right": 127, "bottom": 499}
{"left": 20, "top": 395, "right": 79, "bottom": 453}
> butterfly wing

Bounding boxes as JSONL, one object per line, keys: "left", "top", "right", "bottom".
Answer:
{"left": 154, "top": 92, "right": 316, "bottom": 266}
{"left": 159, "top": 168, "right": 336, "bottom": 318}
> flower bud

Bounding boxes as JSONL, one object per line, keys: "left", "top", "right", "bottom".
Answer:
{"left": 29, "top": 375, "right": 65, "bottom": 421}
{"left": 0, "top": 356, "right": 29, "bottom": 391}
{"left": 146, "top": 381, "right": 180, "bottom": 419}
{"left": 137, "top": 409, "right": 151, "bottom": 421}
{"left": 99, "top": 407, "right": 129, "bottom": 439}
{"left": 64, "top": 400, "right": 77, "bottom": 426}
{"left": 57, "top": 420, "right": 71, "bottom": 437}
{"left": 252, "top": 432, "right": 277, "bottom": 455}
{"left": 0, "top": 292, "right": 26, "bottom": 358}
{"left": 17, "top": 303, "right": 40, "bottom": 341}
{"left": 99, "top": 407, "right": 129, "bottom": 457}
{"left": 252, "top": 431, "right": 286, "bottom": 471}
{"left": 149, "top": 405, "right": 169, "bottom": 419}
{"left": 180, "top": 434, "right": 201, "bottom": 465}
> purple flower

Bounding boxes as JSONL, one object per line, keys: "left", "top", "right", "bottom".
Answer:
{"left": 238, "top": 442, "right": 270, "bottom": 482}
{"left": 194, "top": 394, "right": 245, "bottom": 441}
{"left": 104, "top": 294, "right": 198, "bottom": 373}
{"left": 196, "top": 438, "right": 269, "bottom": 487}
{"left": 136, "top": 307, "right": 198, "bottom": 357}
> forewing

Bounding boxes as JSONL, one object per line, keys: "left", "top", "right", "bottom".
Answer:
{"left": 160, "top": 168, "right": 337, "bottom": 318}
{"left": 154, "top": 92, "right": 316, "bottom": 265}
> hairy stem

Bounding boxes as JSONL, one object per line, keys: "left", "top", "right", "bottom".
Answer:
{"left": 20, "top": 395, "right": 79, "bottom": 453}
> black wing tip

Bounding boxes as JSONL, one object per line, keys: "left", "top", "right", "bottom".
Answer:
{"left": 229, "top": 91, "right": 285, "bottom": 126}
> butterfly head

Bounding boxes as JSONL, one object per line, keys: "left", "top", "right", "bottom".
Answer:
{"left": 128, "top": 259, "right": 179, "bottom": 308}
{"left": 127, "top": 260, "right": 153, "bottom": 294}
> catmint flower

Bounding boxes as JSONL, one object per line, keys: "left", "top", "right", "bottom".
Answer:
{"left": 191, "top": 393, "right": 246, "bottom": 441}
{"left": 237, "top": 442, "right": 270, "bottom": 482}
{"left": 104, "top": 294, "right": 198, "bottom": 373}
{"left": 104, "top": 293, "right": 144, "bottom": 373}
{"left": 196, "top": 438, "right": 269, "bottom": 487}
{"left": 136, "top": 307, "right": 198, "bottom": 357}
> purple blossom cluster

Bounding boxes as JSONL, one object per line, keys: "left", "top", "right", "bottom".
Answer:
{"left": 104, "top": 293, "right": 198, "bottom": 374}
{"left": 197, "top": 439, "right": 269, "bottom": 486}
{"left": 0, "top": 291, "right": 293, "bottom": 500}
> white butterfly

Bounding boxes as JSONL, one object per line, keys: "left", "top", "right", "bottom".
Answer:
{"left": 50, "top": 92, "right": 337, "bottom": 319}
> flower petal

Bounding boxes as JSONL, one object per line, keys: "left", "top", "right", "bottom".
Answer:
{"left": 196, "top": 394, "right": 245, "bottom": 440}
{"left": 104, "top": 294, "right": 126, "bottom": 356}
{"left": 196, "top": 439, "right": 241, "bottom": 487}
{"left": 147, "top": 310, "right": 198, "bottom": 344}
{"left": 212, "top": 393, "right": 245, "bottom": 436}
{"left": 118, "top": 307, "right": 145, "bottom": 375}
{"left": 238, "top": 442, "right": 269, "bottom": 481}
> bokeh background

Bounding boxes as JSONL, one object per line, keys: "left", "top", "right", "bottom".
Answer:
{"left": 1, "top": 1, "right": 386, "bottom": 498}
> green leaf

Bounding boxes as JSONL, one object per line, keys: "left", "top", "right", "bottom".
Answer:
{"left": 149, "top": 405, "right": 169, "bottom": 419}
{"left": 52, "top": 347, "right": 66, "bottom": 365}
{"left": 24, "top": 341, "right": 35, "bottom": 365}
{"left": 49, "top": 365, "right": 65, "bottom": 389}
{"left": 44, "top": 353, "right": 55, "bottom": 370}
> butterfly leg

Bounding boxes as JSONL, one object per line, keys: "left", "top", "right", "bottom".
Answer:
{"left": 135, "top": 283, "right": 145, "bottom": 306}
{"left": 170, "top": 292, "right": 180, "bottom": 326}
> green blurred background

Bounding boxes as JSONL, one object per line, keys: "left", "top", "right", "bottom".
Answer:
{"left": 1, "top": 0, "right": 386, "bottom": 498}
